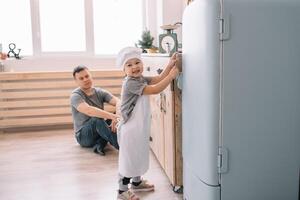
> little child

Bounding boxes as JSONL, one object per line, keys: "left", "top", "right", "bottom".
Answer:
{"left": 116, "top": 47, "right": 179, "bottom": 200}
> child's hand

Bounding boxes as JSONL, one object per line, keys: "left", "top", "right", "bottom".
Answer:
{"left": 167, "top": 52, "right": 178, "bottom": 68}
{"left": 169, "top": 66, "right": 180, "bottom": 79}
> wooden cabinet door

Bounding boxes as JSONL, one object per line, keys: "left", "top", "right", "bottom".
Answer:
{"left": 149, "top": 94, "right": 165, "bottom": 168}
{"left": 143, "top": 56, "right": 167, "bottom": 168}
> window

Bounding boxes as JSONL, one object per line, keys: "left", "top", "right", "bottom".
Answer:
{"left": 0, "top": 0, "right": 33, "bottom": 55}
{"left": 39, "top": 0, "right": 86, "bottom": 52}
{"left": 93, "top": 0, "right": 143, "bottom": 55}
{"left": 0, "top": 0, "right": 145, "bottom": 56}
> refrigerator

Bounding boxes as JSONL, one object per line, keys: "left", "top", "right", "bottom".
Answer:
{"left": 182, "top": 0, "right": 300, "bottom": 199}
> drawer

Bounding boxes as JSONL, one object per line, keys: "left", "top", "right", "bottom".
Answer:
{"left": 142, "top": 56, "right": 169, "bottom": 76}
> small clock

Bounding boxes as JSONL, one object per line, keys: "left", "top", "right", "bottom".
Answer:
{"left": 159, "top": 33, "right": 178, "bottom": 54}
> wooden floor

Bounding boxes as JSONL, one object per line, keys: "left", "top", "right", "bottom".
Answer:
{"left": 0, "top": 129, "right": 183, "bottom": 200}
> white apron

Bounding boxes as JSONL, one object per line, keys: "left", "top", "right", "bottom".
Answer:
{"left": 118, "top": 95, "right": 150, "bottom": 177}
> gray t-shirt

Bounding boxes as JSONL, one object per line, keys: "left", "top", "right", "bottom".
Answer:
{"left": 70, "top": 87, "right": 113, "bottom": 133}
{"left": 120, "top": 76, "right": 152, "bottom": 123}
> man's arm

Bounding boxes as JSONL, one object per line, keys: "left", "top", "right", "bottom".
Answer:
{"left": 108, "top": 96, "right": 121, "bottom": 116}
{"left": 76, "top": 101, "right": 119, "bottom": 121}
{"left": 107, "top": 96, "right": 118, "bottom": 106}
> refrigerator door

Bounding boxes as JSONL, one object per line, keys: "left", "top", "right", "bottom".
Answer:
{"left": 220, "top": 0, "right": 300, "bottom": 200}
{"left": 184, "top": 163, "right": 220, "bottom": 200}
{"left": 182, "top": 0, "right": 221, "bottom": 189}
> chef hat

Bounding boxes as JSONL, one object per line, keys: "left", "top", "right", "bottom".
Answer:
{"left": 116, "top": 47, "right": 142, "bottom": 68}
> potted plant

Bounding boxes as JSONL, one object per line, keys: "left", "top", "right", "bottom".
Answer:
{"left": 136, "top": 29, "right": 158, "bottom": 53}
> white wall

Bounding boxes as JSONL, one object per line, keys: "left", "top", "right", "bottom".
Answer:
{"left": 157, "top": 0, "right": 184, "bottom": 44}
{"left": 147, "top": 0, "right": 185, "bottom": 47}
{"left": 2, "top": 56, "right": 116, "bottom": 72}
{"left": 3, "top": 0, "right": 186, "bottom": 72}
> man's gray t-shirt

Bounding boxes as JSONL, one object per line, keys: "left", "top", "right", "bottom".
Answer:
{"left": 120, "top": 76, "right": 152, "bottom": 123}
{"left": 70, "top": 87, "right": 113, "bottom": 133}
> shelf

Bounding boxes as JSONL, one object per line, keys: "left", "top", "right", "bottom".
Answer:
{"left": 142, "top": 53, "right": 170, "bottom": 57}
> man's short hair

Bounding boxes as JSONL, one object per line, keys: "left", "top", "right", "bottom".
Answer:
{"left": 73, "top": 65, "right": 88, "bottom": 78}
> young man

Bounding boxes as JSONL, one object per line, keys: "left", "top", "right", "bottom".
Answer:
{"left": 70, "top": 65, "right": 120, "bottom": 155}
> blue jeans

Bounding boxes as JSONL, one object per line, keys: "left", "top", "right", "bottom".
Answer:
{"left": 76, "top": 117, "right": 119, "bottom": 150}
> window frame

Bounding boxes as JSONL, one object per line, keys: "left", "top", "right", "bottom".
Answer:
{"left": 29, "top": 0, "right": 146, "bottom": 57}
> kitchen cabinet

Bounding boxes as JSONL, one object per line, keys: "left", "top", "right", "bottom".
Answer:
{"left": 142, "top": 55, "right": 182, "bottom": 189}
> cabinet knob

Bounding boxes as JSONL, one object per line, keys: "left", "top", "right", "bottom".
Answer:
{"left": 157, "top": 68, "right": 163, "bottom": 74}
{"left": 146, "top": 66, "right": 150, "bottom": 71}
{"left": 149, "top": 136, "right": 153, "bottom": 142}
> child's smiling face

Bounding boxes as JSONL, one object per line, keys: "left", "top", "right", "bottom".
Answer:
{"left": 124, "top": 58, "right": 144, "bottom": 77}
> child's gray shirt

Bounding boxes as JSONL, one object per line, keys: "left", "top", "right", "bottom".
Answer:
{"left": 120, "top": 76, "right": 152, "bottom": 123}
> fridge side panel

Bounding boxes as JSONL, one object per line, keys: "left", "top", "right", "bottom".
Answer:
{"left": 182, "top": 0, "right": 220, "bottom": 187}
{"left": 221, "top": 0, "right": 300, "bottom": 200}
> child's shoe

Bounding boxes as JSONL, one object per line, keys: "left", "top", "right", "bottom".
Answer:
{"left": 130, "top": 180, "right": 155, "bottom": 192}
{"left": 117, "top": 190, "right": 140, "bottom": 200}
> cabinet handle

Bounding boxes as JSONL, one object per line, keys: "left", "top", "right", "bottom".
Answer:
{"left": 160, "top": 93, "right": 163, "bottom": 112}
{"left": 163, "top": 93, "right": 167, "bottom": 113}
{"left": 160, "top": 93, "right": 167, "bottom": 113}
{"left": 146, "top": 66, "right": 150, "bottom": 71}
{"left": 149, "top": 136, "right": 153, "bottom": 142}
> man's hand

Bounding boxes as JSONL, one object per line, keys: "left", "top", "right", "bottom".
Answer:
{"left": 109, "top": 118, "right": 119, "bottom": 133}
{"left": 110, "top": 113, "right": 119, "bottom": 121}
{"left": 108, "top": 113, "right": 120, "bottom": 133}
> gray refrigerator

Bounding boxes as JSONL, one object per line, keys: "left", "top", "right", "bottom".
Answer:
{"left": 182, "top": 0, "right": 300, "bottom": 199}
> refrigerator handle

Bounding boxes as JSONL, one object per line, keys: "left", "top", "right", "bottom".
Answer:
{"left": 219, "top": 14, "right": 231, "bottom": 41}
{"left": 176, "top": 72, "right": 183, "bottom": 90}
